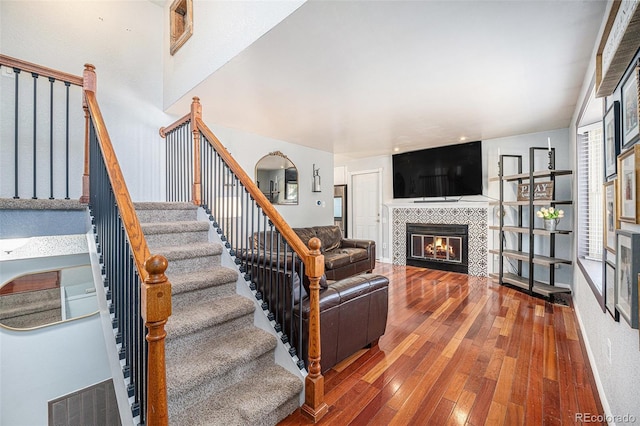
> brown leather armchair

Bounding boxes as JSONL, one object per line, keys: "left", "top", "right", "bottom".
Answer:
{"left": 295, "top": 273, "right": 389, "bottom": 372}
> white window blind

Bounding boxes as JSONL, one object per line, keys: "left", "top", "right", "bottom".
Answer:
{"left": 577, "top": 125, "right": 603, "bottom": 260}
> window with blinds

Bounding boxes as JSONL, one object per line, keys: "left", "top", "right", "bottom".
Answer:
{"left": 577, "top": 124, "right": 603, "bottom": 261}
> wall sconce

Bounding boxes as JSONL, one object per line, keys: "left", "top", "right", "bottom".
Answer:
{"left": 312, "top": 164, "right": 321, "bottom": 192}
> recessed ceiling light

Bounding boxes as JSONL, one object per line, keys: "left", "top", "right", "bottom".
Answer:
{"left": 393, "top": 147, "right": 400, "bottom": 152}
{"left": 459, "top": 136, "right": 467, "bottom": 141}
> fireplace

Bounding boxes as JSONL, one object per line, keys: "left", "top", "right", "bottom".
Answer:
{"left": 406, "top": 223, "right": 469, "bottom": 273}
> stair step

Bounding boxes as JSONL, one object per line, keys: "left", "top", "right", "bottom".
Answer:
{"left": 142, "top": 221, "right": 210, "bottom": 248}
{"left": 169, "top": 267, "right": 238, "bottom": 309}
{"left": 134, "top": 202, "right": 198, "bottom": 223}
{"left": 166, "top": 294, "right": 255, "bottom": 352}
{"left": 167, "top": 327, "right": 278, "bottom": 414}
{"left": 169, "top": 364, "right": 302, "bottom": 426}
{"left": 154, "top": 242, "right": 223, "bottom": 275}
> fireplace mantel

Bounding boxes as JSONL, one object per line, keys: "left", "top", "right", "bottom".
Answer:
{"left": 387, "top": 203, "right": 489, "bottom": 276}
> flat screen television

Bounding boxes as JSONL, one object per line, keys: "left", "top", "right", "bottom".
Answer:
{"left": 392, "top": 141, "right": 483, "bottom": 199}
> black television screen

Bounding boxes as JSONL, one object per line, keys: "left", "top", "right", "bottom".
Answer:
{"left": 392, "top": 141, "right": 483, "bottom": 198}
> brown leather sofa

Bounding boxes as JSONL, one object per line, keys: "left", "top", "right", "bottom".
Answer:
{"left": 292, "top": 225, "right": 376, "bottom": 281}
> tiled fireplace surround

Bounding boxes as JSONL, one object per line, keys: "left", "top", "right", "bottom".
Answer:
{"left": 390, "top": 204, "right": 489, "bottom": 276}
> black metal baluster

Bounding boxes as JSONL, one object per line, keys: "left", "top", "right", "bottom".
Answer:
{"left": 295, "top": 252, "right": 305, "bottom": 369}
{"left": 13, "top": 68, "right": 21, "bottom": 199}
{"left": 64, "top": 82, "right": 70, "bottom": 199}
{"left": 32, "top": 72, "right": 38, "bottom": 199}
{"left": 49, "top": 77, "right": 55, "bottom": 199}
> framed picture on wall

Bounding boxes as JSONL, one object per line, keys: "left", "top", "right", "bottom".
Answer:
{"left": 604, "top": 101, "right": 621, "bottom": 179}
{"left": 604, "top": 260, "right": 619, "bottom": 321}
{"left": 615, "top": 230, "right": 639, "bottom": 329}
{"left": 621, "top": 64, "right": 639, "bottom": 148}
{"left": 604, "top": 179, "right": 619, "bottom": 252}
{"left": 618, "top": 145, "right": 640, "bottom": 223}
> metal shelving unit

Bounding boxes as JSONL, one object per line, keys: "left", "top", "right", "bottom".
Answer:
{"left": 491, "top": 147, "right": 572, "bottom": 298}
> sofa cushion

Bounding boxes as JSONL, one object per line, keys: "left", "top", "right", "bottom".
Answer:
{"left": 323, "top": 251, "right": 353, "bottom": 270}
{"left": 313, "top": 226, "right": 342, "bottom": 252}
{"left": 339, "top": 247, "right": 369, "bottom": 263}
{"left": 293, "top": 227, "right": 317, "bottom": 248}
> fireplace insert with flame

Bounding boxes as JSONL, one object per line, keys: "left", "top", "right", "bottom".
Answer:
{"left": 406, "top": 223, "right": 468, "bottom": 273}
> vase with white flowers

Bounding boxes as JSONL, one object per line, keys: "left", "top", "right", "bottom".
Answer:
{"left": 536, "top": 207, "right": 564, "bottom": 231}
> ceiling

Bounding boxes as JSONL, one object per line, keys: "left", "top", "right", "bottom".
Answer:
{"left": 168, "top": 0, "right": 608, "bottom": 161}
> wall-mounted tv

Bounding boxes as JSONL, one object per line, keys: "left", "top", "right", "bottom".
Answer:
{"left": 392, "top": 141, "right": 483, "bottom": 199}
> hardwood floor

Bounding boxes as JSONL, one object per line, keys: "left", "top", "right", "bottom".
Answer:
{"left": 279, "top": 263, "right": 604, "bottom": 425}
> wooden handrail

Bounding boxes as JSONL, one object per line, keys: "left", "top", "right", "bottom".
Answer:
{"left": 84, "top": 90, "right": 151, "bottom": 280}
{"left": 84, "top": 72, "right": 170, "bottom": 425}
{"left": 195, "top": 114, "right": 328, "bottom": 421}
{"left": 195, "top": 117, "right": 312, "bottom": 259}
{"left": 0, "top": 54, "right": 83, "bottom": 86}
{"left": 159, "top": 113, "right": 190, "bottom": 138}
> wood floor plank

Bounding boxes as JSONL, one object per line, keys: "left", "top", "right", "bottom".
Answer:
{"left": 278, "top": 265, "right": 604, "bottom": 426}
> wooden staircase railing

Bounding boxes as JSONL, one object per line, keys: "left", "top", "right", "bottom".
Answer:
{"left": 82, "top": 66, "right": 171, "bottom": 425}
{"left": 160, "top": 98, "right": 329, "bottom": 422}
{"left": 0, "top": 55, "right": 170, "bottom": 425}
{"left": 0, "top": 55, "right": 86, "bottom": 201}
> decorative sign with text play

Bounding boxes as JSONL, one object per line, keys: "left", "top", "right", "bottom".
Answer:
{"left": 517, "top": 181, "right": 554, "bottom": 201}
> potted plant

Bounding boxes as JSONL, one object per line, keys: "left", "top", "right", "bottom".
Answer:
{"left": 536, "top": 207, "right": 564, "bottom": 231}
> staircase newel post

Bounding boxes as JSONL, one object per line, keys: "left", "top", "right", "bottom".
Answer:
{"left": 80, "top": 64, "right": 96, "bottom": 204}
{"left": 301, "top": 237, "right": 329, "bottom": 422}
{"left": 191, "top": 97, "right": 202, "bottom": 206}
{"left": 142, "top": 255, "right": 172, "bottom": 426}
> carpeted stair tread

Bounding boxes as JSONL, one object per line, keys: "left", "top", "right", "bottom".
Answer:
{"left": 153, "top": 242, "right": 222, "bottom": 260}
{"left": 166, "top": 327, "right": 277, "bottom": 396}
{"left": 166, "top": 294, "right": 255, "bottom": 339}
{"left": 169, "top": 267, "right": 238, "bottom": 296}
{"left": 134, "top": 202, "right": 197, "bottom": 210}
{"left": 170, "top": 364, "right": 303, "bottom": 426}
{"left": 140, "top": 221, "right": 210, "bottom": 235}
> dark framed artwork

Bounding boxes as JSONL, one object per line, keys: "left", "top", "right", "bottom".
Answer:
{"left": 618, "top": 145, "right": 640, "bottom": 223}
{"left": 615, "top": 229, "right": 639, "bottom": 329}
{"left": 604, "top": 260, "right": 619, "bottom": 321}
{"left": 621, "top": 64, "right": 639, "bottom": 149}
{"left": 604, "top": 179, "right": 619, "bottom": 253}
{"left": 604, "top": 101, "right": 621, "bottom": 179}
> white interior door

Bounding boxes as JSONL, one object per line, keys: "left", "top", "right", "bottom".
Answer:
{"left": 351, "top": 170, "right": 381, "bottom": 257}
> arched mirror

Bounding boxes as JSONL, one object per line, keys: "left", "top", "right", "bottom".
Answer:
{"left": 255, "top": 151, "right": 298, "bottom": 205}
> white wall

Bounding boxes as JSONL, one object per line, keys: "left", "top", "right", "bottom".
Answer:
{"left": 567, "top": 3, "right": 640, "bottom": 421}
{"left": 163, "top": 0, "right": 305, "bottom": 111}
{"left": 208, "top": 122, "right": 333, "bottom": 228}
{"left": 0, "top": 315, "right": 111, "bottom": 426}
{"left": 1, "top": 1, "right": 168, "bottom": 201}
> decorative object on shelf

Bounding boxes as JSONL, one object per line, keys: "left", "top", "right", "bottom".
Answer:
{"left": 312, "top": 164, "right": 321, "bottom": 192}
{"left": 517, "top": 181, "right": 554, "bottom": 201}
{"left": 604, "top": 101, "right": 621, "bottom": 179}
{"left": 617, "top": 144, "right": 640, "bottom": 223}
{"left": 604, "top": 179, "right": 619, "bottom": 253}
{"left": 604, "top": 260, "right": 619, "bottom": 321}
{"left": 615, "top": 229, "right": 639, "bottom": 328}
{"left": 547, "top": 137, "right": 554, "bottom": 170}
{"left": 621, "top": 63, "right": 639, "bottom": 148}
{"left": 537, "top": 207, "right": 564, "bottom": 231}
